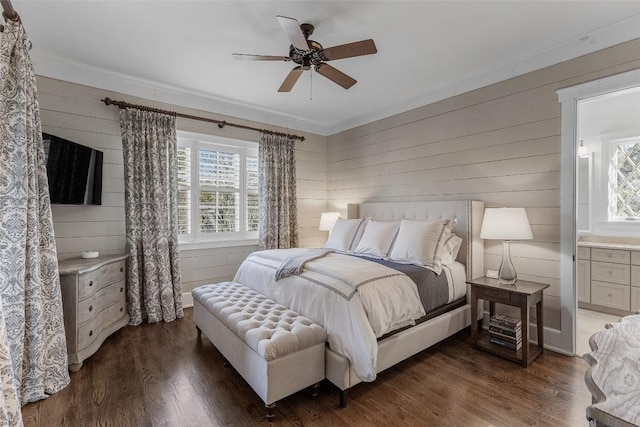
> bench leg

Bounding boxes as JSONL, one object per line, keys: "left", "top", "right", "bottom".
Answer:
{"left": 266, "top": 403, "right": 276, "bottom": 421}
{"left": 196, "top": 326, "right": 201, "bottom": 337}
{"left": 339, "top": 389, "right": 348, "bottom": 408}
{"left": 310, "top": 382, "right": 320, "bottom": 399}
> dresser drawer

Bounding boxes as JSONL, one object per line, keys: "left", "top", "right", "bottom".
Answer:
{"left": 632, "top": 266, "right": 640, "bottom": 288}
{"left": 591, "top": 248, "right": 630, "bottom": 265}
{"left": 78, "top": 260, "right": 126, "bottom": 300}
{"left": 591, "top": 261, "right": 630, "bottom": 286}
{"left": 591, "top": 281, "right": 630, "bottom": 311}
{"left": 577, "top": 246, "right": 591, "bottom": 260}
{"left": 632, "top": 251, "right": 640, "bottom": 266}
{"left": 632, "top": 287, "right": 640, "bottom": 313}
{"left": 77, "top": 300, "right": 127, "bottom": 352}
{"left": 77, "top": 280, "right": 126, "bottom": 325}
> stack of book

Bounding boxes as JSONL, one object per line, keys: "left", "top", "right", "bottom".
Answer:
{"left": 489, "top": 314, "right": 522, "bottom": 351}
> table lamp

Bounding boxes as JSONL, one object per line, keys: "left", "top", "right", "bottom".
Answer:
{"left": 480, "top": 207, "right": 533, "bottom": 284}
{"left": 319, "top": 212, "right": 341, "bottom": 232}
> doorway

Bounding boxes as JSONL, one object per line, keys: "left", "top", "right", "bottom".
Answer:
{"left": 557, "top": 68, "right": 640, "bottom": 356}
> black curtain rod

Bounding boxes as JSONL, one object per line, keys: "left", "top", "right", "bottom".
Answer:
{"left": 101, "top": 97, "right": 305, "bottom": 142}
{"left": 0, "top": 0, "right": 19, "bottom": 32}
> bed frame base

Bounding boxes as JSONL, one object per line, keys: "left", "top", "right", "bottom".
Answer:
{"left": 326, "top": 302, "right": 478, "bottom": 407}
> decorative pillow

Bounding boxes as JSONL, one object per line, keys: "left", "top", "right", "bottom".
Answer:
{"left": 354, "top": 220, "right": 401, "bottom": 259}
{"left": 388, "top": 219, "right": 452, "bottom": 274}
{"left": 324, "top": 218, "right": 366, "bottom": 252}
{"left": 440, "top": 234, "right": 463, "bottom": 265}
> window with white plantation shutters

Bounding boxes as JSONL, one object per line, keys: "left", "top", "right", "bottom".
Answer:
{"left": 177, "top": 133, "right": 258, "bottom": 244}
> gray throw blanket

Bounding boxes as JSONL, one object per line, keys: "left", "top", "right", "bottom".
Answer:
{"left": 275, "top": 249, "right": 331, "bottom": 281}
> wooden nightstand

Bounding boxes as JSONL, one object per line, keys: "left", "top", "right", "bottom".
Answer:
{"left": 467, "top": 276, "right": 549, "bottom": 367}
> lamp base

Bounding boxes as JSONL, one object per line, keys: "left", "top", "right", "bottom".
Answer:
{"left": 498, "top": 240, "right": 517, "bottom": 284}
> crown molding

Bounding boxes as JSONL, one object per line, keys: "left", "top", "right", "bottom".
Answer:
{"left": 30, "top": 53, "right": 331, "bottom": 136}
{"left": 30, "top": 14, "right": 640, "bottom": 137}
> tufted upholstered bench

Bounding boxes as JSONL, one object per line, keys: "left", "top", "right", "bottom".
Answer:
{"left": 192, "top": 282, "right": 326, "bottom": 420}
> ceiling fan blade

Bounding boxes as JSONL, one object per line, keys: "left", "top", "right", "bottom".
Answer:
{"left": 232, "top": 53, "right": 291, "bottom": 61}
{"left": 315, "top": 63, "right": 357, "bottom": 89}
{"left": 278, "top": 66, "right": 305, "bottom": 92}
{"left": 276, "top": 15, "right": 309, "bottom": 52}
{"left": 319, "top": 39, "right": 377, "bottom": 61}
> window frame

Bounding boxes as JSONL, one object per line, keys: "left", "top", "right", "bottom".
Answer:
{"left": 177, "top": 131, "right": 259, "bottom": 248}
{"left": 607, "top": 136, "right": 640, "bottom": 223}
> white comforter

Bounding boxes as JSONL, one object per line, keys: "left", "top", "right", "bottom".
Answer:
{"left": 232, "top": 248, "right": 426, "bottom": 382}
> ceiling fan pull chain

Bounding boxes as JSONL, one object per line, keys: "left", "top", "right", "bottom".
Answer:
{"left": 310, "top": 67, "right": 313, "bottom": 101}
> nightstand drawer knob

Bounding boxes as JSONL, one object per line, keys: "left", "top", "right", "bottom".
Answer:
{"left": 89, "top": 330, "right": 93, "bottom": 337}
{"left": 89, "top": 281, "right": 93, "bottom": 287}
{"left": 120, "top": 287, "right": 124, "bottom": 293}
{"left": 120, "top": 267, "right": 124, "bottom": 272}
{"left": 88, "top": 305, "right": 93, "bottom": 312}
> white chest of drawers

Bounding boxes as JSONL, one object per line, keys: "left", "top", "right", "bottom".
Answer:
{"left": 578, "top": 244, "right": 640, "bottom": 315}
{"left": 59, "top": 254, "right": 129, "bottom": 371}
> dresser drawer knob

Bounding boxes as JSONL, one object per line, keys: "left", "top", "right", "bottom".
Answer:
{"left": 89, "top": 305, "right": 93, "bottom": 312}
{"left": 120, "top": 307, "right": 123, "bottom": 312}
{"left": 89, "top": 280, "right": 93, "bottom": 287}
{"left": 120, "top": 267, "right": 124, "bottom": 272}
{"left": 89, "top": 330, "right": 93, "bottom": 337}
{"left": 120, "top": 287, "right": 124, "bottom": 293}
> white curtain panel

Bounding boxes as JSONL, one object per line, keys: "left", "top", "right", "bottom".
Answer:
{"left": 258, "top": 133, "right": 299, "bottom": 250}
{"left": 119, "top": 108, "right": 183, "bottom": 325}
{"left": 0, "top": 17, "right": 70, "bottom": 420}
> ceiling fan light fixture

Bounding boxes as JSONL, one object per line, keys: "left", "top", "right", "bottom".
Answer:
{"left": 235, "top": 15, "right": 377, "bottom": 92}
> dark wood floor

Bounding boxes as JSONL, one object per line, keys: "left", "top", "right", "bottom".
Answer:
{"left": 22, "top": 309, "right": 592, "bottom": 426}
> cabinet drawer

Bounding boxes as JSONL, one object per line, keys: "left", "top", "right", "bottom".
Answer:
{"left": 77, "top": 300, "right": 127, "bottom": 352}
{"left": 632, "top": 288, "right": 640, "bottom": 313}
{"left": 632, "top": 266, "right": 640, "bottom": 288}
{"left": 77, "top": 280, "right": 126, "bottom": 325}
{"left": 591, "top": 248, "right": 630, "bottom": 265}
{"left": 577, "top": 247, "right": 591, "bottom": 260}
{"left": 591, "top": 261, "right": 630, "bottom": 286}
{"left": 591, "top": 281, "right": 630, "bottom": 311}
{"left": 632, "top": 251, "right": 640, "bottom": 266}
{"left": 78, "top": 260, "right": 126, "bottom": 300}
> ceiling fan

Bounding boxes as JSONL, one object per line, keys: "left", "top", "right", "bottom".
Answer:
{"left": 232, "top": 15, "right": 377, "bottom": 92}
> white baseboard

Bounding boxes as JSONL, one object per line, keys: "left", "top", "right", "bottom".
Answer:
{"left": 182, "top": 291, "right": 193, "bottom": 309}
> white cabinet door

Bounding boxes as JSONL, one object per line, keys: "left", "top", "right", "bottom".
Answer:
{"left": 577, "top": 259, "right": 590, "bottom": 303}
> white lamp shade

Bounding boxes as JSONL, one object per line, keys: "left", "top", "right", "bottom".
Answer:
{"left": 319, "top": 212, "right": 341, "bottom": 231}
{"left": 480, "top": 208, "right": 533, "bottom": 240}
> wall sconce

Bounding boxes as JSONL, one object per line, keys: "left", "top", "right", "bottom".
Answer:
{"left": 319, "top": 212, "right": 341, "bottom": 232}
{"left": 578, "top": 140, "right": 589, "bottom": 158}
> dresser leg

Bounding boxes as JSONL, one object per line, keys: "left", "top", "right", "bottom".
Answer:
{"left": 196, "top": 326, "right": 201, "bottom": 338}
{"left": 68, "top": 362, "right": 83, "bottom": 372}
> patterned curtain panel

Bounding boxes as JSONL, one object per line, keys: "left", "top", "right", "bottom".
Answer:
{"left": 0, "top": 17, "right": 70, "bottom": 416}
{"left": 119, "top": 108, "right": 183, "bottom": 325}
{"left": 258, "top": 132, "right": 299, "bottom": 250}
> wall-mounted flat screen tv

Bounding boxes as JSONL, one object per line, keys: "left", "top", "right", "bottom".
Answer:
{"left": 42, "top": 133, "right": 103, "bottom": 205}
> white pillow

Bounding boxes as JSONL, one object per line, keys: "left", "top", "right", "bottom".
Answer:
{"left": 324, "top": 218, "right": 366, "bottom": 252}
{"left": 388, "top": 219, "right": 452, "bottom": 274}
{"left": 441, "top": 234, "right": 463, "bottom": 265}
{"left": 354, "top": 221, "right": 400, "bottom": 259}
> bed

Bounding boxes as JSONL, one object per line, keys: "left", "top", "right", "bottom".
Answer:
{"left": 233, "top": 200, "right": 485, "bottom": 406}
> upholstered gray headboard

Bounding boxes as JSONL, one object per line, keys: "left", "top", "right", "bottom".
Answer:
{"left": 347, "top": 201, "right": 484, "bottom": 280}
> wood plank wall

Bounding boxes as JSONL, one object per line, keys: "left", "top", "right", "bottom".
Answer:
{"left": 327, "top": 39, "right": 640, "bottom": 329}
{"left": 37, "top": 76, "right": 328, "bottom": 297}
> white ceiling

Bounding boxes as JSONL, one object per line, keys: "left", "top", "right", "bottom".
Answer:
{"left": 11, "top": 1, "right": 640, "bottom": 136}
